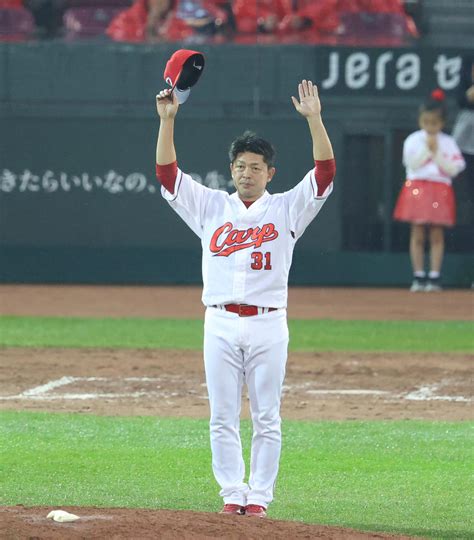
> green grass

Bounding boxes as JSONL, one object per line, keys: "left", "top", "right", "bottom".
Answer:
{"left": 1, "top": 316, "right": 472, "bottom": 352}
{"left": 1, "top": 411, "right": 473, "bottom": 539}
{"left": 1, "top": 316, "right": 472, "bottom": 538}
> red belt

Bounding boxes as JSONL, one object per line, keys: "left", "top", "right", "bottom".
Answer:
{"left": 213, "top": 304, "right": 278, "bottom": 317}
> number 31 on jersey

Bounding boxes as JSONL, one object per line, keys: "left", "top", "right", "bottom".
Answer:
{"left": 251, "top": 251, "right": 272, "bottom": 270}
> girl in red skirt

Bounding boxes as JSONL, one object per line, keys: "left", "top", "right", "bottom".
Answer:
{"left": 393, "top": 89, "right": 466, "bottom": 291}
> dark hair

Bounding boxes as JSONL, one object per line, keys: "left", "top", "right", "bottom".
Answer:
{"left": 419, "top": 88, "right": 447, "bottom": 121}
{"left": 229, "top": 131, "right": 276, "bottom": 168}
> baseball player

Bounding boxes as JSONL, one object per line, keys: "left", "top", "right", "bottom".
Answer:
{"left": 155, "top": 79, "right": 335, "bottom": 517}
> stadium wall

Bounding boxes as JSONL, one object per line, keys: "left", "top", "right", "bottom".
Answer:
{"left": 0, "top": 42, "right": 472, "bottom": 286}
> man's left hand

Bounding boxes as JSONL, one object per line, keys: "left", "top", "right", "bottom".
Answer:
{"left": 292, "top": 80, "right": 321, "bottom": 118}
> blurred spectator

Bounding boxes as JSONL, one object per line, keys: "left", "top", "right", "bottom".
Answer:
{"left": 144, "top": 0, "right": 183, "bottom": 40}
{"left": 278, "top": 0, "right": 417, "bottom": 43}
{"left": 338, "top": 0, "right": 405, "bottom": 13}
{"left": 175, "top": 0, "right": 231, "bottom": 37}
{"left": 333, "top": 0, "right": 418, "bottom": 45}
{"left": 233, "top": 0, "right": 291, "bottom": 34}
{"left": 0, "top": 0, "right": 35, "bottom": 41}
{"left": 452, "top": 56, "right": 474, "bottom": 225}
{"left": 279, "top": 0, "right": 339, "bottom": 35}
{"left": 62, "top": 5, "right": 126, "bottom": 40}
{"left": 106, "top": 0, "right": 229, "bottom": 42}
{"left": 1, "top": 0, "right": 419, "bottom": 42}
{"left": 23, "top": 0, "right": 62, "bottom": 38}
{"left": 338, "top": 0, "right": 418, "bottom": 36}
{"left": 107, "top": 0, "right": 178, "bottom": 42}
{"left": 402, "top": 0, "right": 423, "bottom": 35}
{"left": 453, "top": 56, "right": 474, "bottom": 173}
{"left": 213, "top": 0, "right": 235, "bottom": 33}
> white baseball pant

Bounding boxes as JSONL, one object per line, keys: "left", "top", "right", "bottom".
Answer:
{"left": 204, "top": 306, "right": 289, "bottom": 508}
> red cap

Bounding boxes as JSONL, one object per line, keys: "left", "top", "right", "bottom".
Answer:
{"left": 164, "top": 49, "right": 205, "bottom": 104}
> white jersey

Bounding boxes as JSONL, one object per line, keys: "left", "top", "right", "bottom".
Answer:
{"left": 403, "top": 130, "right": 465, "bottom": 185}
{"left": 162, "top": 168, "right": 332, "bottom": 308}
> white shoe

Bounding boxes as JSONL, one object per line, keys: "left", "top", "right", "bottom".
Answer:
{"left": 410, "top": 279, "right": 425, "bottom": 292}
{"left": 425, "top": 281, "right": 442, "bottom": 292}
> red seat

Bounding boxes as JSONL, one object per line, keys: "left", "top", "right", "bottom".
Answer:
{"left": 63, "top": 6, "right": 123, "bottom": 39}
{"left": 0, "top": 6, "right": 35, "bottom": 41}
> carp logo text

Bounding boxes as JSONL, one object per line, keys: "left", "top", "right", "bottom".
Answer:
{"left": 210, "top": 222, "right": 279, "bottom": 257}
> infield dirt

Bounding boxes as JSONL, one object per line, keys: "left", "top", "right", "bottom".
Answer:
{"left": 1, "top": 286, "right": 472, "bottom": 539}
{"left": 0, "top": 505, "right": 416, "bottom": 539}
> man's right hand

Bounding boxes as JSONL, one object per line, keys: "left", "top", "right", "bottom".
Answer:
{"left": 156, "top": 89, "right": 179, "bottom": 119}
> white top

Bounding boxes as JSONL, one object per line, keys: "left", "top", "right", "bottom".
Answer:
{"left": 162, "top": 168, "right": 333, "bottom": 308}
{"left": 403, "top": 130, "right": 465, "bottom": 185}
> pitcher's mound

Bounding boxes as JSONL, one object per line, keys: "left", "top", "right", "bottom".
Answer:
{"left": 1, "top": 506, "right": 415, "bottom": 539}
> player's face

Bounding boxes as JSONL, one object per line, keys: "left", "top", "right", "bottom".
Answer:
{"left": 231, "top": 152, "right": 275, "bottom": 202}
{"left": 419, "top": 111, "right": 444, "bottom": 135}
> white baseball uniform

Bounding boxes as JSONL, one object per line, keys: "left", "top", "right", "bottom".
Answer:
{"left": 162, "top": 167, "right": 332, "bottom": 508}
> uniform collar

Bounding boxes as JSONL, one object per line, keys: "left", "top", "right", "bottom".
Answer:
{"left": 230, "top": 190, "right": 270, "bottom": 209}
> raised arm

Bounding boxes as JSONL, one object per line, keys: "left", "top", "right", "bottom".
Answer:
{"left": 155, "top": 88, "right": 180, "bottom": 193}
{"left": 292, "top": 80, "right": 335, "bottom": 195}
{"left": 156, "top": 88, "right": 179, "bottom": 165}
{"left": 292, "top": 79, "right": 334, "bottom": 161}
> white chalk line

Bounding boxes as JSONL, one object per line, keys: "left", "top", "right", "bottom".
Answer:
{"left": 21, "top": 376, "right": 78, "bottom": 396}
{"left": 0, "top": 377, "right": 471, "bottom": 403}
{"left": 403, "top": 383, "right": 472, "bottom": 403}
{"left": 0, "top": 376, "right": 207, "bottom": 401}
{"left": 18, "top": 376, "right": 155, "bottom": 397}
{"left": 1, "top": 392, "right": 175, "bottom": 401}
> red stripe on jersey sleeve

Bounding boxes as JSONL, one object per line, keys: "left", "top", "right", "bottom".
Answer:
{"left": 314, "top": 158, "right": 336, "bottom": 195}
{"left": 156, "top": 161, "right": 178, "bottom": 194}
